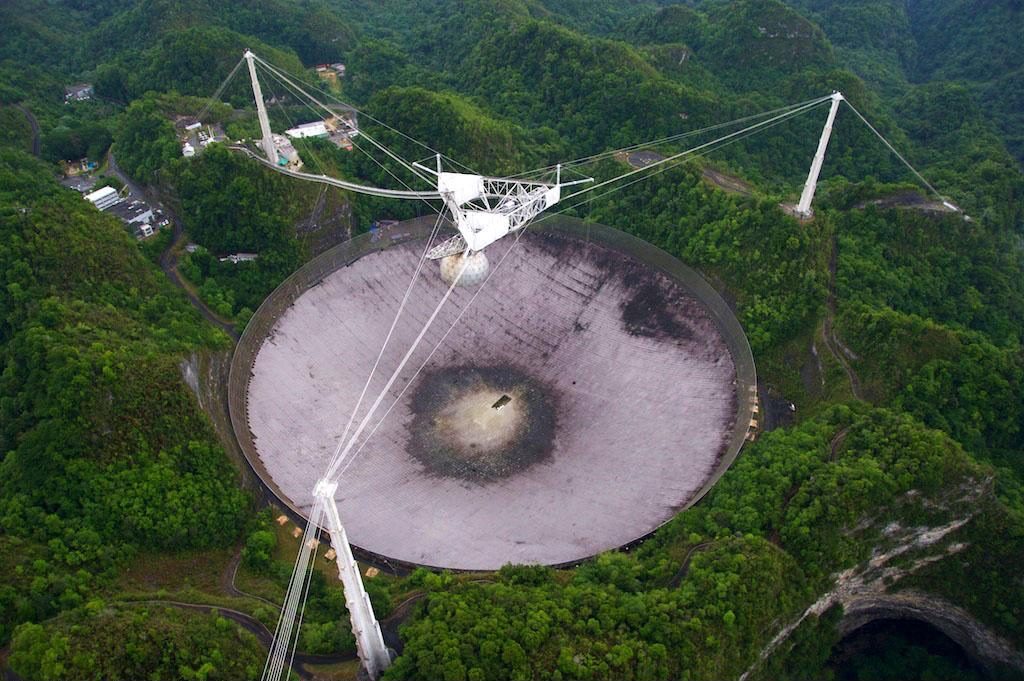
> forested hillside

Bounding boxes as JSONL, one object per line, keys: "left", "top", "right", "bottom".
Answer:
{"left": 0, "top": 150, "right": 249, "bottom": 643}
{"left": 755, "top": 0, "right": 1024, "bottom": 160}
{"left": 0, "top": 0, "right": 1022, "bottom": 679}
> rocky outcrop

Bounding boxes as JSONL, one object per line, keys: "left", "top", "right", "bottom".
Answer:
{"left": 179, "top": 350, "right": 261, "bottom": 491}
{"left": 740, "top": 476, "right": 1024, "bottom": 679}
{"left": 839, "top": 591, "right": 1024, "bottom": 672}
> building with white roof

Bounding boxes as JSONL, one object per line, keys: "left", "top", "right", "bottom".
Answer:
{"left": 285, "top": 121, "right": 328, "bottom": 139}
{"left": 84, "top": 186, "right": 120, "bottom": 211}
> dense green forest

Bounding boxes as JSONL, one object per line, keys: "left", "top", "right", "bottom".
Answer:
{"left": 0, "top": 150, "right": 248, "bottom": 641}
{"left": 1, "top": 0, "right": 1022, "bottom": 679}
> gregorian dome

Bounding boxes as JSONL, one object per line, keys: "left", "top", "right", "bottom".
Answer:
{"left": 440, "top": 250, "right": 490, "bottom": 286}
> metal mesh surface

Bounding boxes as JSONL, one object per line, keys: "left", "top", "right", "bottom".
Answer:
{"left": 229, "top": 215, "right": 756, "bottom": 569}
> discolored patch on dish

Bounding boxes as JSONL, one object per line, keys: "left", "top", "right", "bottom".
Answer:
{"left": 620, "top": 278, "right": 696, "bottom": 342}
{"left": 407, "top": 365, "right": 557, "bottom": 482}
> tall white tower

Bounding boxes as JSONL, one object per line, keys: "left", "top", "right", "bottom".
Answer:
{"left": 314, "top": 480, "right": 391, "bottom": 679}
{"left": 244, "top": 49, "right": 278, "bottom": 164}
{"left": 796, "top": 91, "right": 844, "bottom": 218}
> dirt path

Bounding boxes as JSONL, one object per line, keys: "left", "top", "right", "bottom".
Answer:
{"left": 221, "top": 544, "right": 246, "bottom": 597}
{"left": 222, "top": 545, "right": 286, "bottom": 610}
{"left": 380, "top": 591, "right": 427, "bottom": 652}
{"left": 219, "top": 544, "right": 428, "bottom": 657}
{"left": 856, "top": 191, "right": 957, "bottom": 215}
{"left": 669, "top": 542, "right": 715, "bottom": 588}
{"left": 159, "top": 230, "right": 240, "bottom": 340}
{"left": 829, "top": 426, "right": 850, "bottom": 462}
{"left": 378, "top": 578, "right": 494, "bottom": 652}
{"left": 702, "top": 167, "right": 753, "bottom": 196}
{"left": 823, "top": 234, "right": 863, "bottom": 400}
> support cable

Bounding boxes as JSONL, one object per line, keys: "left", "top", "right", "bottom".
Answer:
{"left": 258, "top": 64, "right": 332, "bottom": 177}
{"left": 842, "top": 99, "right": 947, "bottom": 202}
{"left": 257, "top": 63, "right": 442, "bottom": 214}
{"left": 253, "top": 56, "right": 436, "bottom": 186}
{"left": 260, "top": 61, "right": 458, "bottom": 447}
{"left": 259, "top": 504, "right": 317, "bottom": 681}
{"left": 227, "top": 64, "right": 440, "bottom": 200}
{"left": 268, "top": 231, "right": 452, "bottom": 673}
{"left": 334, "top": 212, "right": 446, "bottom": 459}
{"left": 506, "top": 94, "right": 835, "bottom": 179}
{"left": 323, "top": 250, "right": 475, "bottom": 480}
{"left": 345, "top": 132, "right": 444, "bottom": 214}
{"left": 283, "top": 95, "right": 828, "bottom": 483}
{"left": 261, "top": 500, "right": 324, "bottom": 681}
{"left": 253, "top": 55, "right": 479, "bottom": 175}
{"left": 230, "top": 146, "right": 441, "bottom": 199}
{"left": 262, "top": 92, "right": 845, "bottom": 681}
{"left": 543, "top": 103, "right": 823, "bottom": 221}
{"left": 561, "top": 97, "right": 831, "bottom": 204}
{"left": 258, "top": 62, "right": 450, "bottom": 478}
{"left": 337, "top": 102, "right": 829, "bottom": 470}
{"left": 337, "top": 225, "right": 534, "bottom": 477}
{"left": 195, "top": 55, "right": 246, "bottom": 122}
{"left": 283, "top": 506, "right": 325, "bottom": 680}
{"left": 266, "top": 504, "right": 317, "bottom": 681}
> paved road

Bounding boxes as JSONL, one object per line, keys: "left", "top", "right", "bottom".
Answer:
{"left": 222, "top": 542, "right": 429, "bottom": 654}
{"left": 668, "top": 542, "right": 716, "bottom": 588}
{"left": 116, "top": 600, "right": 357, "bottom": 679}
{"left": 0, "top": 597, "right": 356, "bottom": 681}
{"left": 222, "top": 545, "right": 283, "bottom": 610}
{"left": 14, "top": 104, "right": 39, "bottom": 157}
{"left": 381, "top": 591, "right": 426, "bottom": 653}
{"left": 158, "top": 230, "right": 241, "bottom": 340}
{"left": 105, "top": 150, "right": 148, "bottom": 200}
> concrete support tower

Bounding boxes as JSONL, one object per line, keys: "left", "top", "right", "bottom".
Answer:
{"left": 314, "top": 480, "right": 391, "bottom": 679}
{"left": 244, "top": 49, "right": 278, "bottom": 164}
{"left": 796, "top": 91, "right": 844, "bottom": 218}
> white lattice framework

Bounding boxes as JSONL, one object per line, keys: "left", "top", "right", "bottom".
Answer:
{"left": 413, "top": 158, "right": 591, "bottom": 259}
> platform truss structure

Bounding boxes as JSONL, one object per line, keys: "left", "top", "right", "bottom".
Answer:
{"left": 412, "top": 159, "right": 591, "bottom": 259}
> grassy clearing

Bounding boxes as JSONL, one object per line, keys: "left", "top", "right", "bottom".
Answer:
{"left": 302, "top": 659, "right": 362, "bottom": 680}
{"left": 115, "top": 545, "right": 235, "bottom": 593}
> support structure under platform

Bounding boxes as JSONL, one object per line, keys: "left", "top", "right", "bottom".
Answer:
{"left": 314, "top": 480, "right": 391, "bottom": 679}
{"left": 796, "top": 91, "right": 844, "bottom": 218}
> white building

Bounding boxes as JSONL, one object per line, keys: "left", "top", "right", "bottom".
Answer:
{"left": 219, "top": 253, "right": 259, "bottom": 264}
{"left": 182, "top": 142, "right": 196, "bottom": 157}
{"left": 84, "top": 186, "right": 120, "bottom": 211}
{"left": 272, "top": 134, "right": 302, "bottom": 168}
{"left": 64, "top": 84, "right": 93, "bottom": 102}
{"left": 125, "top": 204, "right": 154, "bottom": 225}
{"left": 285, "top": 121, "right": 328, "bottom": 139}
